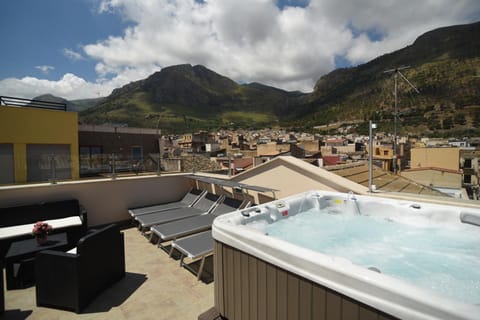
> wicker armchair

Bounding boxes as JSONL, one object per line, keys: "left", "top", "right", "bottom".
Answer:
{"left": 35, "top": 224, "right": 125, "bottom": 313}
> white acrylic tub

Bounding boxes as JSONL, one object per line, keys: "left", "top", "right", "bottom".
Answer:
{"left": 213, "top": 190, "right": 480, "bottom": 320}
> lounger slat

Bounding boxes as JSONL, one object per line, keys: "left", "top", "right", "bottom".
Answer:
{"left": 172, "top": 231, "right": 213, "bottom": 259}
{"left": 128, "top": 189, "right": 205, "bottom": 217}
{"left": 150, "top": 197, "right": 245, "bottom": 241}
{"left": 135, "top": 193, "right": 222, "bottom": 230}
{"left": 151, "top": 215, "right": 215, "bottom": 241}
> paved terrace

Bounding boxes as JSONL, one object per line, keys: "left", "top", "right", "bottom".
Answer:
{"left": 3, "top": 227, "right": 214, "bottom": 320}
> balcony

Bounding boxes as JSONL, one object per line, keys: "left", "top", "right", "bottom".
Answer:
{"left": 2, "top": 158, "right": 479, "bottom": 319}
{"left": 0, "top": 96, "right": 67, "bottom": 111}
{"left": 4, "top": 226, "right": 214, "bottom": 319}
{"left": 1, "top": 174, "right": 218, "bottom": 319}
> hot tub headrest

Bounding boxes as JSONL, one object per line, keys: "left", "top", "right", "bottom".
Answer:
{"left": 460, "top": 212, "right": 480, "bottom": 227}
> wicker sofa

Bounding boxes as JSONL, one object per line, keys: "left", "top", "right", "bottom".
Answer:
{"left": 0, "top": 199, "right": 87, "bottom": 258}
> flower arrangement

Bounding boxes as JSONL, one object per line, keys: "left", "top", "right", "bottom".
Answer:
{"left": 32, "top": 221, "right": 53, "bottom": 238}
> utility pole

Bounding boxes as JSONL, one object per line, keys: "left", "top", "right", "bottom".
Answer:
{"left": 383, "top": 66, "right": 419, "bottom": 174}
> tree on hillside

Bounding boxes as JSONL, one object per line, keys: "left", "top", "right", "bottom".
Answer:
{"left": 473, "top": 109, "right": 480, "bottom": 127}
{"left": 442, "top": 117, "right": 454, "bottom": 129}
{"left": 454, "top": 112, "right": 467, "bottom": 125}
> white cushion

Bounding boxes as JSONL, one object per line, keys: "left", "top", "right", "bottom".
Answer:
{"left": 0, "top": 216, "right": 83, "bottom": 240}
{"left": 66, "top": 247, "right": 77, "bottom": 254}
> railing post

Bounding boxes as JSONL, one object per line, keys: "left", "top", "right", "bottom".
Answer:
{"left": 192, "top": 153, "right": 196, "bottom": 173}
{"left": 111, "top": 153, "right": 117, "bottom": 179}
{"left": 157, "top": 154, "right": 161, "bottom": 176}
{"left": 49, "top": 154, "right": 57, "bottom": 184}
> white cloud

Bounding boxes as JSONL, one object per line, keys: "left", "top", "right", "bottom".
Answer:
{"left": 0, "top": 74, "right": 114, "bottom": 100}
{"left": 2, "top": 0, "right": 480, "bottom": 100}
{"left": 83, "top": 0, "right": 479, "bottom": 92}
{"left": 35, "top": 65, "right": 55, "bottom": 74}
{"left": 63, "top": 48, "right": 85, "bottom": 61}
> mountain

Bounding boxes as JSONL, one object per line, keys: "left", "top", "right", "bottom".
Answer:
{"left": 302, "top": 21, "right": 480, "bottom": 135}
{"left": 80, "top": 64, "right": 305, "bottom": 131}
{"left": 32, "top": 94, "right": 104, "bottom": 112}
{"left": 78, "top": 21, "right": 480, "bottom": 135}
{"left": 69, "top": 97, "right": 106, "bottom": 112}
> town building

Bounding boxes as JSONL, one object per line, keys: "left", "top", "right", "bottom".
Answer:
{"left": 0, "top": 98, "right": 79, "bottom": 184}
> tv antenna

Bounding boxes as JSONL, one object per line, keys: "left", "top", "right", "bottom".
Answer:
{"left": 383, "top": 66, "right": 419, "bottom": 174}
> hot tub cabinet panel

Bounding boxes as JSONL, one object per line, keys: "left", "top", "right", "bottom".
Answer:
{"left": 212, "top": 190, "right": 480, "bottom": 320}
{"left": 214, "top": 241, "right": 397, "bottom": 320}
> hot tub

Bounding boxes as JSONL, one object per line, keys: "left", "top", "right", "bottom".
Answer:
{"left": 212, "top": 190, "right": 480, "bottom": 320}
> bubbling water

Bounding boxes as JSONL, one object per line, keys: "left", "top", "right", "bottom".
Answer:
{"left": 264, "top": 207, "right": 480, "bottom": 305}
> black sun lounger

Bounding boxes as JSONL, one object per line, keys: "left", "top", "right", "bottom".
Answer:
{"left": 135, "top": 192, "right": 223, "bottom": 233}
{"left": 149, "top": 197, "right": 244, "bottom": 247}
{"left": 171, "top": 230, "right": 213, "bottom": 280}
{"left": 128, "top": 188, "right": 206, "bottom": 218}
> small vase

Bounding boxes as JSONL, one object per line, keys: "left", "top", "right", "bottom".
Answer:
{"left": 36, "top": 235, "right": 48, "bottom": 245}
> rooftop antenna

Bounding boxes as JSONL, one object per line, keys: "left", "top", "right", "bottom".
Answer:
{"left": 383, "top": 66, "right": 419, "bottom": 174}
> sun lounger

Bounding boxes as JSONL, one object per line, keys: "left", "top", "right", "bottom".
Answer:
{"left": 135, "top": 193, "right": 223, "bottom": 233}
{"left": 149, "top": 197, "right": 245, "bottom": 248}
{"left": 168, "top": 198, "right": 250, "bottom": 280}
{"left": 128, "top": 188, "right": 206, "bottom": 218}
{"left": 171, "top": 230, "right": 213, "bottom": 280}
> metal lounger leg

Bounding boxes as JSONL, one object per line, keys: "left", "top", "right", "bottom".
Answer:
{"left": 197, "top": 255, "right": 206, "bottom": 281}
{"left": 168, "top": 244, "right": 175, "bottom": 257}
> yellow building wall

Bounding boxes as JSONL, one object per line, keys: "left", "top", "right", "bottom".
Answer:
{"left": 0, "top": 106, "right": 79, "bottom": 183}
{"left": 410, "top": 147, "right": 460, "bottom": 171}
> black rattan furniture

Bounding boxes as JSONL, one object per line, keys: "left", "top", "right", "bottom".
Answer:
{"left": 35, "top": 224, "right": 125, "bottom": 313}
{"left": 5, "top": 233, "right": 69, "bottom": 289}
{"left": 0, "top": 199, "right": 87, "bottom": 258}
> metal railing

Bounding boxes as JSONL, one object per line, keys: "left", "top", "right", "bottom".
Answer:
{"left": 0, "top": 152, "right": 223, "bottom": 186}
{"left": 0, "top": 96, "right": 67, "bottom": 111}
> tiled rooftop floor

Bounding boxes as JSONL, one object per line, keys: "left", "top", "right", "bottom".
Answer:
{"left": 3, "top": 227, "right": 214, "bottom": 320}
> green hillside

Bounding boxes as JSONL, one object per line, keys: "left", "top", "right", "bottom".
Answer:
{"left": 299, "top": 21, "right": 480, "bottom": 136}
{"left": 79, "top": 64, "right": 304, "bottom": 132}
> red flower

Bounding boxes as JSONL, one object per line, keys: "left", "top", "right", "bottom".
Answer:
{"left": 32, "top": 221, "right": 53, "bottom": 237}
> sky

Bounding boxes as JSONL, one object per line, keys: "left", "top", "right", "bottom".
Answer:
{"left": 0, "top": 0, "right": 479, "bottom": 100}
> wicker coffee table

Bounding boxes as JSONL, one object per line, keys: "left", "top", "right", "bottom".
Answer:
{"left": 4, "top": 233, "right": 69, "bottom": 290}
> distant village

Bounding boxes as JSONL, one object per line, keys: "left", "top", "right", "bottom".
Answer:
{"left": 78, "top": 124, "right": 480, "bottom": 201}
{"left": 1, "top": 95, "right": 479, "bottom": 201}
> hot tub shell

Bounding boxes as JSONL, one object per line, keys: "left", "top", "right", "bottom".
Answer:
{"left": 212, "top": 190, "right": 480, "bottom": 320}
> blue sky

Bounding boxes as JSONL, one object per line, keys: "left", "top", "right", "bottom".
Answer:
{"left": 0, "top": 0, "right": 130, "bottom": 82}
{"left": 0, "top": 0, "right": 478, "bottom": 100}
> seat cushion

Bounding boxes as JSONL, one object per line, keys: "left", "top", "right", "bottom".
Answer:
{"left": 0, "top": 216, "right": 83, "bottom": 240}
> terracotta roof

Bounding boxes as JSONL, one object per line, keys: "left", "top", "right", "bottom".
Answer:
{"left": 233, "top": 158, "right": 253, "bottom": 169}
{"left": 324, "top": 162, "right": 449, "bottom": 197}
{"left": 322, "top": 155, "right": 340, "bottom": 166}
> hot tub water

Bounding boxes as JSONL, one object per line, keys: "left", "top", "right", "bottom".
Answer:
{"left": 264, "top": 207, "right": 480, "bottom": 305}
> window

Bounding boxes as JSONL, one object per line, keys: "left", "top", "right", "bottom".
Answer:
{"left": 131, "top": 146, "right": 143, "bottom": 160}
{"left": 0, "top": 144, "right": 14, "bottom": 184}
{"left": 464, "top": 159, "right": 472, "bottom": 168}
{"left": 80, "top": 146, "right": 104, "bottom": 175}
{"left": 27, "top": 144, "right": 71, "bottom": 182}
{"left": 383, "top": 150, "right": 389, "bottom": 156}
{"left": 464, "top": 175, "right": 472, "bottom": 184}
